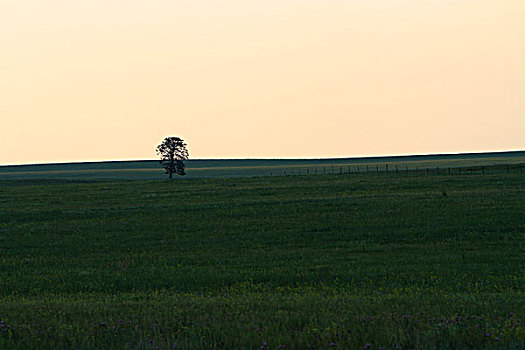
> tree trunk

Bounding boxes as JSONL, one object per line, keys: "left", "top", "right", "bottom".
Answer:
{"left": 169, "top": 172, "right": 173, "bottom": 179}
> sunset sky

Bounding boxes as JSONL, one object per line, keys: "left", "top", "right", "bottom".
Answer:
{"left": 1, "top": 0, "right": 524, "bottom": 165}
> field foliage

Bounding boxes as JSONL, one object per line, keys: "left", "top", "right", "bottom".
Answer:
{"left": 0, "top": 151, "right": 523, "bottom": 180}
{"left": 0, "top": 166, "right": 524, "bottom": 348}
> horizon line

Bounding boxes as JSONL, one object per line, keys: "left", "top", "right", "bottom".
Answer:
{"left": 1, "top": 149, "right": 523, "bottom": 167}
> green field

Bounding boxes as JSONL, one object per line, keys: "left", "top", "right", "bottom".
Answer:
{"left": 1, "top": 151, "right": 524, "bottom": 180}
{"left": 0, "top": 155, "right": 524, "bottom": 349}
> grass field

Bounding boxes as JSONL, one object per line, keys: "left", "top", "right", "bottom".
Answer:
{"left": 0, "top": 156, "right": 524, "bottom": 349}
{"left": 0, "top": 151, "right": 523, "bottom": 180}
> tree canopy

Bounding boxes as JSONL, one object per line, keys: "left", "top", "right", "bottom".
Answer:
{"left": 156, "top": 137, "right": 189, "bottom": 178}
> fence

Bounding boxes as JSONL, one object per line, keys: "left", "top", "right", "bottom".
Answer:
{"left": 256, "top": 163, "right": 524, "bottom": 178}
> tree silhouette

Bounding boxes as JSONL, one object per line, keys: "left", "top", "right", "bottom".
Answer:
{"left": 156, "top": 137, "right": 189, "bottom": 179}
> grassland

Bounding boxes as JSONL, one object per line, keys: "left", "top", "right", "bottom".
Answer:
{"left": 0, "top": 151, "right": 523, "bottom": 180}
{"left": 0, "top": 158, "right": 524, "bottom": 349}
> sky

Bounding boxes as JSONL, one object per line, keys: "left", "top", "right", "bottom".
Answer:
{"left": 1, "top": 0, "right": 524, "bottom": 165}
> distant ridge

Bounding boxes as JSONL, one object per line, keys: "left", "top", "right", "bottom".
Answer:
{"left": 2, "top": 150, "right": 523, "bottom": 168}
{"left": 0, "top": 150, "right": 523, "bottom": 181}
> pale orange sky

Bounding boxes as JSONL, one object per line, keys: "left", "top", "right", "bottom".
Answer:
{"left": 1, "top": 0, "right": 524, "bottom": 165}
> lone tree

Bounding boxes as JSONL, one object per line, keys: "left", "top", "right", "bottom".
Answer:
{"left": 156, "top": 137, "right": 189, "bottom": 179}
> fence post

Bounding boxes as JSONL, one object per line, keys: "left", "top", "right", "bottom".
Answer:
{"left": 482, "top": 167, "right": 485, "bottom": 175}
{"left": 395, "top": 165, "right": 398, "bottom": 174}
{"left": 376, "top": 165, "right": 379, "bottom": 172}
{"left": 426, "top": 167, "right": 429, "bottom": 175}
{"left": 386, "top": 164, "right": 389, "bottom": 172}
{"left": 437, "top": 167, "right": 440, "bottom": 175}
{"left": 405, "top": 165, "right": 408, "bottom": 174}
{"left": 357, "top": 166, "right": 360, "bottom": 173}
